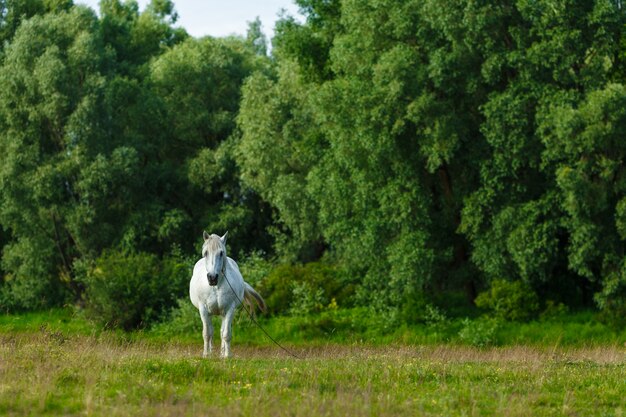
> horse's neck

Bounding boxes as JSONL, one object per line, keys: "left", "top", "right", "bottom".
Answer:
{"left": 221, "top": 257, "right": 228, "bottom": 275}
{"left": 218, "top": 260, "right": 230, "bottom": 287}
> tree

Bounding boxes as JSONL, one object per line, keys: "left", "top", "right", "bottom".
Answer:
{"left": 246, "top": 16, "right": 267, "bottom": 56}
{"left": 460, "top": 0, "right": 624, "bottom": 307}
{"left": 98, "top": 0, "right": 187, "bottom": 77}
{"left": 237, "top": 61, "right": 326, "bottom": 261}
{"left": 0, "top": 0, "right": 73, "bottom": 59}
{"left": 0, "top": 6, "right": 110, "bottom": 308}
{"left": 241, "top": 0, "right": 626, "bottom": 318}
{"left": 150, "top": 36, "right": 273, "bottom": 256}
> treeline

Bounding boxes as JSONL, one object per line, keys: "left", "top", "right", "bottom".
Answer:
{"left": 1, "top": 0, "right": 626, "bottom": 327}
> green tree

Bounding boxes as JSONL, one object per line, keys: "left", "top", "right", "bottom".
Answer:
{"left": 0, "top": 6, "right": 110, "bottom": 308}
{"left": 0, "top": 0, "right": 73, "bottom": 60}
{"left": 98, "top": 0, "right": 187, "bottom": 77}
{"left": 149, "top": 36, "right": 273, "bottom": 256}
{"left": 0, "top": 1, "right": 190, "bottom": 310}
{"left": 273, "top": 0, "right": 341, "bottom": 82}
{"left": 237, "top": 61, "right": 326, "bottom": 261}
{"left": 460, "top": 0, "right": 624, "bottom": 308}
{"left": 246, "top": 16, "right": 267, "bottom": 56}
{"left": 240, "top": 0, "right": 626, "bottom": 319}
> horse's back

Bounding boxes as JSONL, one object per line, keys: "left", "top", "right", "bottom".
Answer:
{"left": 226, "top": 257, "right": 242, "bottom": 279}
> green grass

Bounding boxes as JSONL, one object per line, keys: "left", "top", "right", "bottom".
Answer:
{"left": 0, "top": 309, "right": 96, "bottom": 334}
{"left": 3, "top": 307, "right": 626, "bottom": 347}
{"left": 150, "top": 306, "right": 626, "bottom": 347}
{"left": 1, "top": 309, "right": 626, "bottom": 416}
{"left": 1, "top": 328, "right": 625, "bottom": 416}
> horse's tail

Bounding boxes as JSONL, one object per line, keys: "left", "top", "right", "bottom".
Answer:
{"left": 243, "top": 282, "right": 267, "bottom": 313}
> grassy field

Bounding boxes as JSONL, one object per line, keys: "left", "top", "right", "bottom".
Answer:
{"left": 1, "top": 311, "right": 625, "bottom": 416}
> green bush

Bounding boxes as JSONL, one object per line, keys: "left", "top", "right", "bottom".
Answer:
{"left": 289, "top": 281, "right": 326, "bottom": 316}
{"left": 475, "top": 279, "right": 540, "bottom": 322}
{"left": 0, "top": 273, "right": 69, "bottom": 313}
{"left": 258, "top": 262, "right": 354, "bottom": 316}
{"left": 458, "top": 317, "right": 500, "bottom": 347}
{"left": 151, "top": 297, "right": 200, "bottom": 336}
{"left": 594, "top": 264, "right": 626, "bottom": 328}
{"left": 539, "top": 300, "right": 569, "bottom": 321}
{"left": 238, "top": 251, "right": 274, "bottom": 288}
{"left": 81, "top": 250, "right": 189, "bottom": 330}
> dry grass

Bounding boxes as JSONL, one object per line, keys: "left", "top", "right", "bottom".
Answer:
{"left": 1, "top": 329, "right": 625, "bottom": 416}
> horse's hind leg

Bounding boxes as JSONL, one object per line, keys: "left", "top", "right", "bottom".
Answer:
{"left": 220, "top": 308, "right": 235, "bottom": 358}
{"left": 199, "top": 305, "right": 213, "bottom": 358}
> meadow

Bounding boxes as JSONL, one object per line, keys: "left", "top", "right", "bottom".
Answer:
{"left": 1, "top": 310, "right": 625, "bottom": 416}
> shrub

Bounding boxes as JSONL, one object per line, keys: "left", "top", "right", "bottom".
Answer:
{"left": 595, "top": 263, "right": 626, "bottom": 328}
{"left": 458, "top": 317, "right": 500, "bottom": 347}
{"left": 289, "top": 281, "right": 326, "bottom": 316}
{"left": 152, "top": 297, "right": 200, "bottom": 335}
{"left": 540, "top": 300, "right": 569, "bottom": 321}
{"left": 475, "top": 279, "right": 539, "bottom": 322}
{"left": 81, "top": 249, "right": 189, "bottom": 330}
{"left": 259, "top": 262, "right": 353, "bottom": 315}
{"left": 0, "top": 238, "right": 70, "bottom": 312}
{"left": 238, "top": 251, "right": 274, "bottom": 288}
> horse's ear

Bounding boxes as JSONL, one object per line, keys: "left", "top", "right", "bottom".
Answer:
{"left": 220, "top": 231, "right": 228, "bottom": 244}
{"left": 203, "top": 230, "right": 210, "bottom": 241}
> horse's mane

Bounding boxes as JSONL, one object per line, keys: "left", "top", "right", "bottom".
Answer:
{"left": 203, "top": 234, "right": 224, "bottom": 255}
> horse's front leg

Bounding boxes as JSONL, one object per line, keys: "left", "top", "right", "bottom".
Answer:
{"left": 199, "top": 305, "right": 213, "bottom": 358}
{"left": 220, "top": 308, "right": 235, "bottom": 358}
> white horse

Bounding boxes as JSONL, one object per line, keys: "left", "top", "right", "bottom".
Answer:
{"left": 189, "top": 231, "right": 266, "bottom": 358}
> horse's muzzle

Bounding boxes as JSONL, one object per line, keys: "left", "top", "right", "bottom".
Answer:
{"left": 207, "top": 273, "right": 218, "bottom": 286}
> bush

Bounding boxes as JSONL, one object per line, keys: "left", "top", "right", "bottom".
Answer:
{"left": 458, "top": 317, "right": 500, "bottom": 347}
{"left": 259, "top": 262, "right": 353, "bottom": 316}
{"left": 81, "top": 249, "right": 189, "bottom": 330}
{"left": 151, "top": 297, "right": 200, "bottom": 336}
{"left": 0, "top": 238, "right": 70, "bottom": 312}
{"left": 289, "top": 281, "right": 326, "bottom": 316}
{"left": 539, "top": 300, "right": 569, "bottom": 321}
{"left": 0, "top": 273, "right": 69, "bottom": 313}
{"left": 238, "top": 251, "right": 274, "bottom": 288}
{"left": 475, "top": 279, "right": 539, "bottom": 322}
{"left": 595, "top": 264, "right": 626, "bottom": 328}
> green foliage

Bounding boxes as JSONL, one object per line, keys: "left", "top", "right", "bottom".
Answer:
{"left": 289, "top": 281, "right": 326, "bottom": 316}
{"left": 0, "top": 1, "right": 270, "bottom": 312}
{"left": 237, "top": 251, "right": 274, "bottom": 288}
{"left": 475, "top": 279, "right": 540, "bottom": 322}
{"left": 237, "top": 63, "right": 325, "bottom": 260}
{"left": 273, "top": 0, "right": 340, "bottom": 81}
{"left": 258, "top": 262, "right": 352, "bottom": 316}
{"left": 0, "top": 6, "right": 108, "bottom": 308}
{"left": 457, "top": 317, "right": 500, "bottom": 347}
{"left": 246, "top": 16, "right": 267, "bottom": 56}
{"left": 81, "top": 249, "right": 188, "bottom": 329}
{"left": 3, "top": 0, "right": 626, "bottom": 325}
{"left": 149, "top": 36, "right": 272, "bottom": 257}
{"left": 539, "top": 300, "right": 569, "bottom": 321}
{"left": 594, "top": 257, "right": 626, "bottom": 327}
{"left": 150, "top": 297, "right": 199, "bottom": 336}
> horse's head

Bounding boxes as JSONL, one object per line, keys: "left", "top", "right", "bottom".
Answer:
{"left": 202, "top": 231, "right": 228, "bottom": 286}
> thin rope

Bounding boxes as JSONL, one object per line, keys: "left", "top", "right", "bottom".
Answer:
{"left": 221, "top": 270, "right": 303, "bottom": 360}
